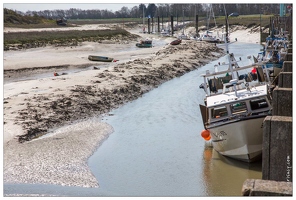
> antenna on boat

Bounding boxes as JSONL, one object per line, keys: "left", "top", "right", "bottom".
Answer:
{"left": 224, "top": 34, "right": 238, "bottom": 97}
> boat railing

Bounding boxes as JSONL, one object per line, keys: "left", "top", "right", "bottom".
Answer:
{"left": 200, "top": 60, "right": 270, "bottom": 96}
{"left": 201, "top": 61, "right": 266, "bottom": 78}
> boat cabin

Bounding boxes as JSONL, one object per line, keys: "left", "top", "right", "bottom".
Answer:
{"left": 140, "top": 40, "right": 152, "bottom": 44}
{"left": 200, "top": 85, "right": 271, "bottom": 127}
{"left": 136, "top": 39, "right": 153, "bottom": 48}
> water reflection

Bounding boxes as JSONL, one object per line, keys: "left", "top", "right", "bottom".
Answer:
{"left": 201, "top": 142, "right": 262, "bottom": 196}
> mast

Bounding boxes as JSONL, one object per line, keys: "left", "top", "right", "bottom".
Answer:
{"left": 223, "top": 4, "right": 229, "bottom": 43}
{"left": 182, "top": 6, "right": 185, "bottom": 35}
{"left": 206, "top": 6, "right": 210, "bottom": 30}
{"left": 143, "top": 6, "right": 145, "bottom": 32}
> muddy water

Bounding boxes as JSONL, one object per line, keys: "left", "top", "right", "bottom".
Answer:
{"left": 87, "top": 42, "right": 262, "bottom": 197}
{"left": 4, "top": 42, "right": 262, "bottom": 196}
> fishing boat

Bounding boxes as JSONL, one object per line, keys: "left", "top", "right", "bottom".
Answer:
{"left": 88, "top": 55, "right": 113, "bottom": 62}
{"left": 170, "top": 39, "right": 182, "bottom": 45}
{"left": 199, "top": 38, "right": 272, "bottom": 162}
{"left": 256, "top": 30, "right": 289, "bottom": 78}
{"left": 136, "top": 40, "right": 152, "bottom": 48}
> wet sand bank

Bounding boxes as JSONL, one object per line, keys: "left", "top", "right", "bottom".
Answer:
{"left": 3, "top": 25, "right": 259, "bottom": 189}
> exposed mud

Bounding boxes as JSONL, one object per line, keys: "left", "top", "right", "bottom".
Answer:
{"left": 6, "top": 41, "right": 224, "bottom": 143}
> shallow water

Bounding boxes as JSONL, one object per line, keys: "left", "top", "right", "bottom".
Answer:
{"left": 4, "top": 42, "right": 263, "bottom": 197}
{"left": 88, "top": 42, "right": 263, "bottom": 196}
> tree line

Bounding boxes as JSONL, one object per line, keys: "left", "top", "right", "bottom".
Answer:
{"left": 11, "top": 3, "right": 287, "bottom": 20}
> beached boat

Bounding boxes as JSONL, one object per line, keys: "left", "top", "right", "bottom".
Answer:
{"left": 199, "top": 40, "right": 272, "bottom": 162}
{"left": 170, "top": 39, "right": 182, "bottom": 45}
{"left": 178, "top": 34, "right": 189, "bottom": 40}
{"left": 199, "top": 30, "right": 220, "bottom": 43}
{"left": 136, "top": 40, "right": 152, "bottom": 48}
{"left": 198, "top": 4, "right": 222, "bottom": 43}
{"left": 160, "top": 29, "right": 170, "bottom": 37}
{"left": 88, "top": 55, "right": 113, "bottom": 62}
{"left": 56, "top": 17, "right": 67, "bottom": 26}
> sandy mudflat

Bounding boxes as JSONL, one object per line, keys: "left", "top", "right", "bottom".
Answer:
{"left": 3, "top": 24, "right": 260, "bottom": 189}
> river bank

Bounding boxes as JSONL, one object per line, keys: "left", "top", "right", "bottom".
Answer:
{"left": 3, "top": 25, "right": 260, "bottom": 190}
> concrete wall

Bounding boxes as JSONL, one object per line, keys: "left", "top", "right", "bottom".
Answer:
{"left": 242, "top": 179, "right": 292, "bottom": 196}
{"left": 262, "top": 116, "right": 292, "bottom": 181}
{"left": 243, "top": 38, "right": 293, "bottom": 196}
{"left": 272, "top": 87, "right": 292, "bottom": 116}
{"left": 262, "top": 41, "right": 293, "bottom": 182}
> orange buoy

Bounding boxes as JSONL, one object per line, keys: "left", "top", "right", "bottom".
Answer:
{"left": 201, "top": 129, "right": 211, "bottom": 141}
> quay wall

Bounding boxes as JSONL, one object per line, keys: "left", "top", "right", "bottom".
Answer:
{"left": 242, "top": 39, "right": 293, "bottom": 196}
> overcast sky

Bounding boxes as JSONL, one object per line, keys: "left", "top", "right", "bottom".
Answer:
{"left": 3, "top": 3, "right": 144, "bottom": 12}
{"left": 3, "top": 1, "right": 279, "bottom": 13}
{"left": 4, "top": 0, "right": 250, "bottom": 13}
{"left": 3, "top": 1, "right": 190, "bottom": 13}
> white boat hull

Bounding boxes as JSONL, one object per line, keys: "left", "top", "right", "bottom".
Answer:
{"left": 208, "top": 116, "right": 264, "bottom": 162}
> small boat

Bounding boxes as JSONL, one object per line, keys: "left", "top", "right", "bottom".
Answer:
{"left": 160, "top": 29, "right": 170, "bottom": 37}
{"left": 199, "top": 37, "right": 272, "bottom": 163}
{"left": 170, "top": 39, "right": 182, "bottom": 45}
{"left": 136, "top": 40, "right": 152, "bottom": 48}
{"left": 198, "top": 30, "right": 220, "bottom": 43}
{"left": 178, "top": 34, "right": 190, "bottom": 40}
{"left": 198, "top": 4, "right": 222, "bottom": 43}
{"left": 56, "top": 17, "right": 67, "bottom": 26}
{"left": 88, "top": 55, "right": 113, "bottom": 62}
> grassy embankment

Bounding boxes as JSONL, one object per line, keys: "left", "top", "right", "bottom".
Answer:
{"left": 4, "top": 28, "right": 135, "bottom": 50}
{"left": 3, "top": 9, "right": 140, "bottom": 49}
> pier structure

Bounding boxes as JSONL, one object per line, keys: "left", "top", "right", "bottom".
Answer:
{"left": 242, "top": 14, "right": 293, "bottom": 196}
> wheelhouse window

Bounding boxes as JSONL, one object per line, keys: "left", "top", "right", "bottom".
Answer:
{"left": 250, "top": 98, "right": 269, "bottom": 110}
{"left": 230, "top": 102, "right": 247, "bottom": 114}
{"left": 211, "top": 106, "right": 228, "bottom": 119}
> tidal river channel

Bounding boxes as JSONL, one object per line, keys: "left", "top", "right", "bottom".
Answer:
{"left": 4, "top": 42, "right": 263, "bottom": 197}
